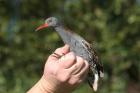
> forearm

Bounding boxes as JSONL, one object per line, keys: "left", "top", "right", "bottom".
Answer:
{"left": 27, "top": 76, "right": 72, "bottom": 93}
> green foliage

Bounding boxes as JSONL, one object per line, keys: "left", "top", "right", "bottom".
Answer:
{"left": 0, "top": 0, "right": 140, "bottom": 93}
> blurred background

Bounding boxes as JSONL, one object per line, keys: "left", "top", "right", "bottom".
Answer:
{"left": 0, "top": 0, "right": 140, "bottom": 93}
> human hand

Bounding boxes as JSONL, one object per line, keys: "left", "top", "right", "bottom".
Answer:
{"left": 42, "top": 44, "right": 89, "bottom": 93}
{"left": 27, "top": 45, "right": 89, "bottom": 93}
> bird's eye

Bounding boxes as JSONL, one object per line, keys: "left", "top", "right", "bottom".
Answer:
{"left": 48, "top": 20, "right": 52, "bottom": 23}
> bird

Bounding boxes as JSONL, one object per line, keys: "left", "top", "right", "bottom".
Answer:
{"left": 36, "top": 17, "right": 104, "bottom": 91}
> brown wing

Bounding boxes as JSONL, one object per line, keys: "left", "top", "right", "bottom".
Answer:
{"left": 81, "top": 40, "right": 104, "bottom": 77}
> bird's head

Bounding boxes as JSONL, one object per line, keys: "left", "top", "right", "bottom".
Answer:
{"left": 36, "top": 17, "right": 60, "bottom": 31}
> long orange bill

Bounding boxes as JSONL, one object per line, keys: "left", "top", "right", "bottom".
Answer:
{"left": 35, "top": 23, "right": 48, "bottom": 31}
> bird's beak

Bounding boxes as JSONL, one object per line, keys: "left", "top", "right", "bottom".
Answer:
{"left": 35, "top": 23, "right": 49, "bottom": 31}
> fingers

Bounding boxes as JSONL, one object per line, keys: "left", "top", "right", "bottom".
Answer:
{"left": 75, "top": 60, "right": 89, "bottom": 78}
{"left": 68, "top": 56, "right": 85, "bottom": 74}
{"left": 54, "top": 44, "right": 70, "bottom": 55}
{"left": 67, "top": 60, "right": 89, "bottom": 85}
{"left": 58, "top": 52, "right": 89, "bottom": 76}
{"left": 48, "top": 44, "right": 89, "bottom": 80}
{"left": 45, "top": 45, "right": 90, "bottom": 90}
{"left": 48, "top": 44, "right": 70, "bottom": 62}
{"left": 59, "top": 52, "right": 76, "bottom": 69}
{"left": 69, "top": 59, "right": 89, "bottom": 78}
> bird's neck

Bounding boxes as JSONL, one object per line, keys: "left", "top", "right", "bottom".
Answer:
{"left": 54, "top": 26, "right": 71, "bottom": 43}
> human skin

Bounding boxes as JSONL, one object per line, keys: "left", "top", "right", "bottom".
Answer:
{"left": 27, "top": 45, "right": 89, "bottom": 93}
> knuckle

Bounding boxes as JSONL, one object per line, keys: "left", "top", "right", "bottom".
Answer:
{"left": 57, "top": 72, "right": 70, "bottom": 82}
{"left": 69, "top": 79, "right": 78, "bottom": 85}
{"left": 59, "top": 77, "right": 68, "bottom": 82}
{"left": 44, "top": 66, "right": 57, "bottom": 77}
{"left": 77, "top": 56, "right": 84, "bottom": 63}
{"left": 73, "top": 65, "right": 78, "bottom": 70}
{"left": 77, "top": 57, "right": 85, "bottom": 67}
{"left": 85, "top": 60, "right": 89, "bottom": 68}
{"left": 48, "top": 66, "right": 58, "bottom": 75}
{"left": 68, "top": 52, "right": 76, "bottom": 61}
{"left": 69, "top": 77, "right": 82, "bottom": 85}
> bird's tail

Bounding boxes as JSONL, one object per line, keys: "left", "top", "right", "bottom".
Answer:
{"left": 88, "top": 65, "right": 104, "bottom": 91}
{"left": 92, "top": 73, "right": 99, "bottom": 91}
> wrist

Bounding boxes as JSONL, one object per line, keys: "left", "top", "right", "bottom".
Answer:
{"left": 27, "top": 76, "right": 52, "bottom": 93}
{"left": 41, "top": 75, "right": 72, "bottom": 93}
{"left": 40, "top": 76, "right": 54, "bottom": 93}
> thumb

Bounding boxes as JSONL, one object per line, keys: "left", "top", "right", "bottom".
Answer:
{"left": 48, "top": 44, "right": 70, "bottom": 61}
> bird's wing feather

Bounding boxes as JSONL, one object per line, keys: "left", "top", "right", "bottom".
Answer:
{"left": 63, "top": 29, "right": 104, "bottom": 77}
{"left": 78, "top": 35, "right": 104, "bottom": 78}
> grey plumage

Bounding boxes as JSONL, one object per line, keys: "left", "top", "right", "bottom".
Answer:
{"left": 55, "top": 26, "right": 104, "bottom": 91}
{"left": 36, "top": 17, "right": 104, "bottom": 91}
